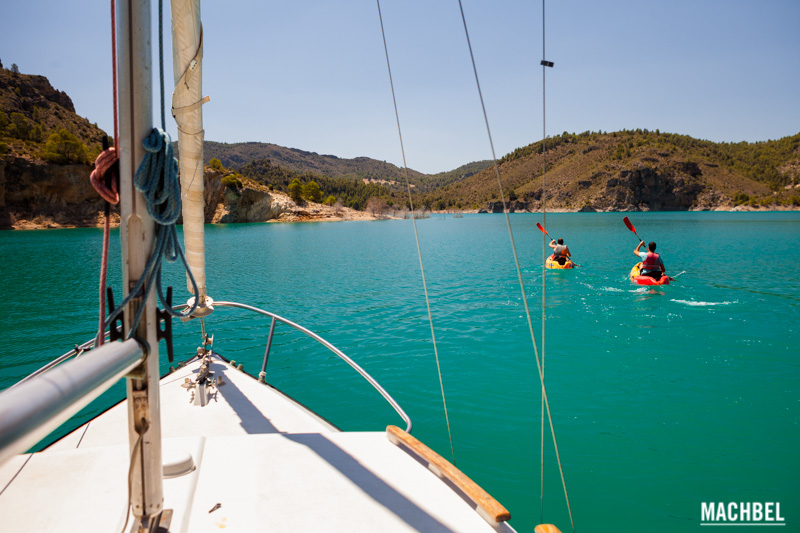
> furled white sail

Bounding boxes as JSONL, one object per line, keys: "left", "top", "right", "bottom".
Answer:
{"left": 171, "top": 0, "right": 210, "bottom": 303}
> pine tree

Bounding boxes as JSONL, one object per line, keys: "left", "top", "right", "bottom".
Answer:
{"left": 43, "top": 128, "right": 88, "bottom": 164}
{"left": 302, "top": 180, "right": 322, "bottom": 202}
{"left": 288, "top": 178, "right": 303, "bottom": 203}
{"left": 10, "top": 113, "right": 30, "bottom": 140}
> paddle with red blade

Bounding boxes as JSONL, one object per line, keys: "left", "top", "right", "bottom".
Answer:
{"left": 537, "top": 223, "right": 580, "bottom": 267}
{"left": 536, "top": 222, "right": 552, "bottom": 240}
{"left": 622, "top": 216, "right": 644, "bottom": 244}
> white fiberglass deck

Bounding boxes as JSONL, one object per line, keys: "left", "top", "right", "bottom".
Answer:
{"left": 0, "top": 354, "right": 515, "bottom": 532}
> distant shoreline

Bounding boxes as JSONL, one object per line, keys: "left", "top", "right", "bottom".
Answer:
{"left": 6, "top": 205, "right": 798, "bottom": 230}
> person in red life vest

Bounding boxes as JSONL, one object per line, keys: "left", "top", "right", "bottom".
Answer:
{"left": 549, "top": 238, "right": 571, "bottom": 265}
{"left": 634, "top": 240, "right": 666, "bottom": 280}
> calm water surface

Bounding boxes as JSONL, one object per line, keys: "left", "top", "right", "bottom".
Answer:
{"left": 1, "top": 212, "right": 798, "bottom": 532}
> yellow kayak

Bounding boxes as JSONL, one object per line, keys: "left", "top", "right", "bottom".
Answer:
{"left": 546, "top": 256, "right": 574, "bottom": 269}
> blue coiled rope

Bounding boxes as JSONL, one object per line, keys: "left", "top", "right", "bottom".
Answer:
{"left": 100, "top": 128, "right": 199, "bottom": 344}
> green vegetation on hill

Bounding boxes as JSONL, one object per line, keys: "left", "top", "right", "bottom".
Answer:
{"left": 201, "top": 141, "right": 426, "bottom": 186}
{"left": 420, "top": 160, "right": 493, "bottom": 191}
{"left": 200, "top": 141, "right": 492, "bottom": 193}
{"left": 236, "top": 158, "right": 397, "bottom": 211}
{"left": 420, "top": 129, "right": 800, "bottom": 211}
{"left": 0, "top": 66, "right": 108, "bottom": 164}
{"left": 204, "top": 131, "right": 800, "bottom": 212}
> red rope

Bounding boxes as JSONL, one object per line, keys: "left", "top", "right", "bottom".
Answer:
{"left": 90, "top": 147, "right": 119, "bottom": 204}
{"left": 93, "top": 0, "right": 121, "bottom": 346}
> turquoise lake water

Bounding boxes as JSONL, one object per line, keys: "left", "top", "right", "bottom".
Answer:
{"left": 1, "top": 212, "right": 798, "bottom": 531}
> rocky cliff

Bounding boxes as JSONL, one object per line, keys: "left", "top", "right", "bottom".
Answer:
{"left": 203, "top": 169, "right": 291, "bottom": 223}
{"left": 0, "top": 156, "right": 111, "bottom": 229}
{"left": 204, "top": 169, "right": 367, "bottom": 223}
{"left": 0, "top": 72, "right": 75, "bottom": 114}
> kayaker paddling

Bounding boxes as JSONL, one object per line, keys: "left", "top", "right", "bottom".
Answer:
{"left": 634, "top": 240, "right": 666, "bottom": 280}
{"left": 549, "top": 238, "right": 571, "bottom": 266}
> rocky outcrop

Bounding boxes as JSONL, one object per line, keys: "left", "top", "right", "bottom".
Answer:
{"left": 0, "top": 161, "right": 370, "bottom": 229}
{"left": 478, "top": 200, "right": 529, "bottom": 213}
{"left": 0, "top": 72, "right": 75, "bottom": 113}
{"left": 203, "top": 169, "right": 356, "bottom": 223}
{"left": 0, "top": 156, "right": 105, "bottom": 229}
{"left": 200, "top": 169, "right": 290, "bottom": 223}
{"left": 212, "top": 185, "right": 292, "bottom": 223}
{"left": 481, "top": 162, "right": 712, "bottom": 213}
{"left": 602, "top": 164, "right": 705, "bottom": 210}
{"left": 203, "top": 169, "right": 225, "bottom": 221}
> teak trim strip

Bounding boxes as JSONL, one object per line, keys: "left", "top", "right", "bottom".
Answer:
{"left": 386, "top": 425, "right": 511, "bottom": 524}
{"left": 534, "top": 525, "right": 564, "bottom": 533}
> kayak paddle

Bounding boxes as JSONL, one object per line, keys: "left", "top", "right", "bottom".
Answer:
{"left": 536, "top": 222, "right": 552, "bottom": 239}
{"left": 623, "top": 216, "right": 644, "bottom": 244}
{"left": 537, "top": 222, "right": 580, "bottom": 267}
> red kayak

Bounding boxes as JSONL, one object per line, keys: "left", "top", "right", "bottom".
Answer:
{"left": 630, "top": 262, "right": 672, "bottom": 285}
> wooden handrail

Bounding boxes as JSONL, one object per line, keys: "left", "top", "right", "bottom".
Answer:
{"left": 386, "top": 425, "right": 510, "bottom": 525}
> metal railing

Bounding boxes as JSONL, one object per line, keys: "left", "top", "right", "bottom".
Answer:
{"left": 0, "top": 338, "right": 145, "bottom": 467}
{"left": 6, "top": 302, "right": 413, "bottom": 442}
{"left": 213, "top": 301, "right": 412, "bottom": 433}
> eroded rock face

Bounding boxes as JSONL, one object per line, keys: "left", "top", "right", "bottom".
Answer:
{"left": 0, "top": 157, "right": 104, "bottom": 229}
{"left": 205, "top": 172, "right": 291, "bottom": 224}
{"left": 610, "top": 165, "right": 705, "bottom": 210}
{"left": 203, "top": 170, "right": 225, "bottom": 221}
{"left": 481, "top": 200, "right": 528, "bottom": 213}
{"left": 0, "top": 73, "right": 75, "bottom": 113}
{"left": 483, "top": 162, "right": 709, "bottom": 213}
{"left": 0, "top": 163, "right": 298, "bottom": 229}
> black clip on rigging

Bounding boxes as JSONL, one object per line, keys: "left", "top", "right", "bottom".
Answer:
{"left": 107, "top": 285, "right": 174, "bottom": 363}
{"left": 106, "top": 287, "right": 124, "bottom": 342}
{"left": 157, "top": 286, "right": 175, "bottom": 363}
{"left": 540, "top": 60, "right": 554, "bottom": 68}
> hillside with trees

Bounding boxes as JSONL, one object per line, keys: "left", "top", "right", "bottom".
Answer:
{"left": 417, "top": 130, "right": 800, "bottom": 212}
{"left": 201, "top": 141, "right": 425, "bottom": 186}
{"left": 199, "top": 141, "right": 490, "bottom": 193}
{"left": 0, "top": 64, "right": 107, "bottom": 162}
{"left": 234, "top": 158, "right": 395, "bottom": 211}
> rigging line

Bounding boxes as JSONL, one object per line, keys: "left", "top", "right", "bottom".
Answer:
{"left": 112, "top": 0, "right": 119, "bottom": 149}
{"left": 158, "top": 0, "right": 166, "bottom": 130}
{"left": 539, "top": 0, "right": 575, "bottom": 529}
{"left": 376, "top": 0, "right": 456, "bottom": 465}
{"left": 456, "top": 1, "right": 575, "bottom": 531}
{"left": 0, "top": 453, "right": 33, "bottom": 498}
{"left": 540, "top": 0, "right": 547, "bottom": 524}
{"left": 96, "top": 0, "right": 122, "bottom": 348}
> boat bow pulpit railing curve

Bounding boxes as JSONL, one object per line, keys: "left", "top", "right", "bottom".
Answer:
{"left": 210, "top": 300, "right": 412, "bottom": 433}
{"left": 1, "top": 299, "right": 412, "bottom": 460}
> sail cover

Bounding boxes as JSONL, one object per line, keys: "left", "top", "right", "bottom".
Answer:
{"left": 171, "top": 0, "right": 209, "bottom": 299}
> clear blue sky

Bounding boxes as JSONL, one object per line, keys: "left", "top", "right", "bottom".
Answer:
{"left": 2, "top": 0, "right": 798, "bottom": 174}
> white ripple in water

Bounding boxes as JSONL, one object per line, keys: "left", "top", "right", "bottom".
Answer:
{"left": 671, "top": 299, "right": 738, "bottom": 307}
